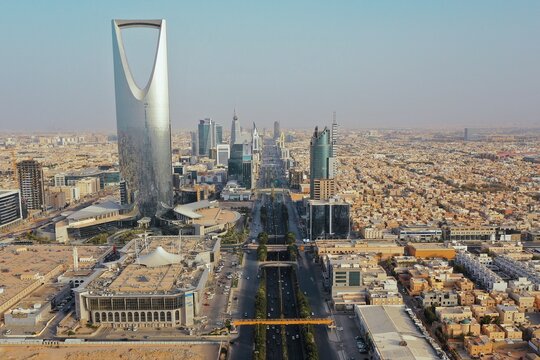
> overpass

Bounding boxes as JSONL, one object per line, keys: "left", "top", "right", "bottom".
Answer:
{"left": 245, "top": 244, "right": 288, "bottom": 251}
{"left": 232, "top": 318, "right": 333, "bottom": 326}
{"left": 259, "top": 261, "right": 297, "bottom": 268}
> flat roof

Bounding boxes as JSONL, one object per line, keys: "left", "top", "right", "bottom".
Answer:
{"left": 0, "top": 245, "right": 108, "bottom": 309}
{"left": 84, "top": 236, "right": 215, "bottom": 295}
{"left": 356, "top": 305, "right": 439, "bottom": 360}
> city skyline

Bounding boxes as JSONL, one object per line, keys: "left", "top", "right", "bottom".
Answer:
{"left": 1, "top": 1, "right": 539, "bottom": 132}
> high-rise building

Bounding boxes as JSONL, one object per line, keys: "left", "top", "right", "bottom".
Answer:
{"left": 331, "top": 111, "right": 338, "bottom": 157}
{"left": 309, "top": 126, "right": 334, "bottom": 199}
{"left": 216, "top": 124, "right": 223, "bottom": 145}
{"left": 464, "top": 128, "right": 469, "bottom": 141}
{"left": 0, "top": 190, "right": 23, "bottom": 229}
{"left": 191, "top": 131, "right": 199, "bottom": 156}
{"left": 112, "top": 19, "right": 173, "bottom": 218}
{"left": 228, "top": 142, "right": 253, "bottom": 189}
{"left": 17, "top": 159, "right": 45, "bottom": 211}
{"left": 273, "top": 121, "right": 280, "bottom": 140}
{"left": 252, "top": 122, "right": 260, "bottom": 152}
{"left": 216, "top": 144, "right": 230, "bottom": 166}
{"left": 308, "top": 199, "right": 350, "bottom": 240}
{"left": 119, "top": 179, "right": 130, "bottom": 206}
{"left": 198, "top": 118, "right": 222, "bottom": 157}
{"left": 230, "top": 110, "right": 241, "bottom": 145}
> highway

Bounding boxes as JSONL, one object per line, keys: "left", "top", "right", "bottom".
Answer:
{"left": 233, "top": 138, "right": 333, "bottom": 360}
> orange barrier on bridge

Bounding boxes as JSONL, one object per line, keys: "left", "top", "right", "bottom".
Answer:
{"left": 232, "top": 318, "right": 333, "bottom": 326}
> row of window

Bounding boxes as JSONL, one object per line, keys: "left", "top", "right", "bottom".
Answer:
{"left": 87, "top": 296, "right": 184, "bottom": 311}
{"left": 94, "top": 310, "right": 179, "bottom": 323}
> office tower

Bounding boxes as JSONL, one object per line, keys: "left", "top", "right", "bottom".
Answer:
{"left": 331, "top": 112, "right": 338, "bottom": 156}
{"left": 464, "top": 128, "right": 469, "bottom": 141}
{"left": 216, "top": 124, "right": 223, "bottom": 145}
{"left": 308, "top": 199, "right": 350, "bottom": 240}
{"left": 309, "top": 126, "right": 334, "bottom": 199}
{"left": 228, "top": 142, "right": 253, "bottom": 189}
{"left": 230, "top": 110, "right": 241, "bottom": 145}
{"left": 252, "top": 122, "right": 260, "bottom": 152}
{"left": 191, "top": 131, "right": 199, "bottom": 156}
{"left": 216, "top": 144, "right": 230, "bottom": 166}
{"left": 0, "top": 190, "right": 23, "bottom": 229}
{"left": 273, "top": 121, "right": 280, "bottom": 140}
{"left": 198, "top": 118, "right": 222, "bottom": 157}
{"left": 330, "top": 112, "right": 339, "bottom": 177}
{"left": 17, "top": 159, "right": 45, "bottom": 211}
{"left": 112, "top": 19, "right": 173, "bottom": 217}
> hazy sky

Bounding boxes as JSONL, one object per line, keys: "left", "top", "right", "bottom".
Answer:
{"left": 0, "top": 1, "right": 539, "bottom": 132}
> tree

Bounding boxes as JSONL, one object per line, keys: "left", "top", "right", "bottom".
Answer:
{"left": 480, "top": 315, "right": 492, "bottom": 325}
{"left": 258, "top": 232, "right": 268, "bottom": 245}
{"left": 286, "top": 232, "right": 296, "bottom": 245}
{"left": 257, "top": 244, "right": 267, "bottom": 261}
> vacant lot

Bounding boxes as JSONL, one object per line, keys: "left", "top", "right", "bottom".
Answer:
{"left": 0, "top": 343, "right": 219, "bottom": 360}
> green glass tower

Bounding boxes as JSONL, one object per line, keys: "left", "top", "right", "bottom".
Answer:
{"left": 309, "top": 126, "right": 333, "bottom": 199}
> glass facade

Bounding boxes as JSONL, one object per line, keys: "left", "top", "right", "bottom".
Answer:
{"left": 309, "top": 202, "right": 350, "bottom": 239}
{"left": 112, "top": 20, "right": 173, "bottom": 218}
{"left": 309, "top": 127, "right": 332, "bottom": 199}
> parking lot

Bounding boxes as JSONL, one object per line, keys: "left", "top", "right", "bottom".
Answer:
{"left": 199, "top": 250, "right": 242, "bottom": 332}
{"left": 332, "top": 314, "right": 369, "bottom": 360}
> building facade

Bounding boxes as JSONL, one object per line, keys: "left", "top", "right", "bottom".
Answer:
{"left": 0, "top": 190, "right": 23, "bottom": 229}
{"left": 308, "top": 199, "right": 350, "bottom": 240}
{"left": 17, "top": 159, "right": 45, "bottom": 211}
{"left": 309, "top": 126, "right": 334, "bottom": 199}
{"left": 112, "top": 19, "right": 173, "bottom": 218}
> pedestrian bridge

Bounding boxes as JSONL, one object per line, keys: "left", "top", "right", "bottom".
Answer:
{"left": 259, "top": 261, "right": 297, "bottom": 268}
{"left": 246, "top": 244, "right": 288, "bottom": 251}
{"left": 232, "top": 318, "right": 333, "bottom": 326}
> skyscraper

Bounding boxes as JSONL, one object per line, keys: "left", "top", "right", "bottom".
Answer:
{"left": 330, "top": 112, "right": 339, "bottom": 178}
{"left": 309, "top": 126, "right": 334, "bottom": 199}
{"left": 112, "top": 19, "right": 173, "bottom": 218}
{"left": 252, "top": 122, "right": 260, "bottom": 152}
{"left": 230, "top": 110, "right": 241, "bottom": 145}
{"left": 191, "top": 131, "right": 199, "bottom": 156}
{"left": 273, "top": 121, "right": 280, "bottom": 140}
{"left": 198, "top": 118, "right": 222, "bottom": 157}
{"left": 331, "top": 112, "right": 338, "bottom": 157}
{"left": 464, "top": 128, "right": 469, "bottom": 141}
{"left": 17, "top": 159, "right": 45, "bottom": 211}
{"left": 216, "top": 144, "right": 230, "bottom": 166}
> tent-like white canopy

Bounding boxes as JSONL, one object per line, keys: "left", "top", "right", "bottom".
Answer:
{"left": 138, "top": 246, "right": 182, "bottom": 267}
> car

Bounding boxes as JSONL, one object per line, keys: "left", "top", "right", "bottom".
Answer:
{"left": 244, "top": 312, "right": 248, "bottom": 318}
{"left": 311, "top": 312, "right": 315, "bottom": 316}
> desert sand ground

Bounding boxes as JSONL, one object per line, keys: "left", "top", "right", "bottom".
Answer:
{"left": 0, "top": 343, "right": 220, "bottom": 360}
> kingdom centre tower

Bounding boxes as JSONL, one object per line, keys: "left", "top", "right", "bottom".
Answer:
{"left": 111, "top": 19, "right": 173, "bottom": 218}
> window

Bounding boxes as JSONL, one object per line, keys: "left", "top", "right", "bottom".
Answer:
{"left": 139, "top": 298, "right": 151, "bottom": 310}
{"left": 112, "top": 298, "right": 125, "bottom": 311}
{"left": 126, "top": 298, "right": 138, "bottom": 310}
{"left": 349, "top": 272, "right": 360, "bottom": 286}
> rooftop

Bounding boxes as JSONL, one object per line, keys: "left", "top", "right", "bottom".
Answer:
{"left": 356, "top": 305, "right": 439, "bottom": 360}
{"left": 0, "top": 245, "right": 108, "bottom": 309}
{"left": 67, "top": 200, "right": 126, "bottom": 222}
{"left": 82, "top": 236, "right": 216, "bottom": 296}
